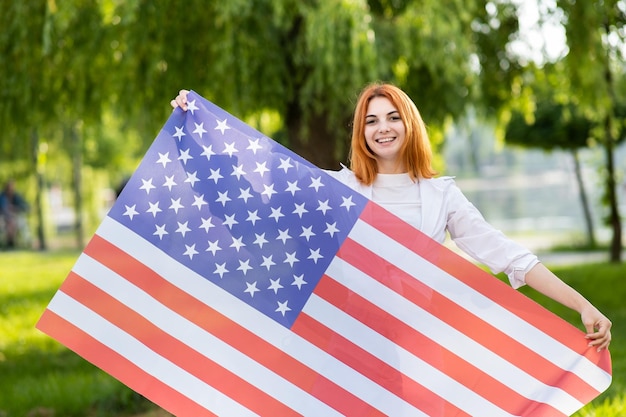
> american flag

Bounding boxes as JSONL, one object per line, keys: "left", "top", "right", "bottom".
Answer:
{"left": 37, "top": 91, "right": 611, "bottom": 416}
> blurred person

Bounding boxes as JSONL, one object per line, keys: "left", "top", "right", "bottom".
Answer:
{"left": 171, "top": 83, "right": 611, "bottom": 351}
{"left": 0, "top": 179, "right": 29, "bottom": 249}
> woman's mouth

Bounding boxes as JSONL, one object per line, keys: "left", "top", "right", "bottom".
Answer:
{"left": 376, "top": 137, "right": 395, "bottom": 144}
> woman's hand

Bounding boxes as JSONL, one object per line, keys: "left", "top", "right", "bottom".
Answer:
{"left": 581, "top": 305, "right": 612, "bottom": 351}
{"left": 170, "top": 89, "right": 190, "bottom": 111}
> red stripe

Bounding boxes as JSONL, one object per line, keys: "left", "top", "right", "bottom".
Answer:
{"left": 337, "top": 236, "right": 598, "bottom": 402}
{"left": 59, "top": 271, "right": 297, "bottom": 417}
{"left": 36, "top": 310, "right": 216, "bottom": 417}
{"left": 293, "top": 311, "right": 471, "bottom": 417}
{"left": 314, "top": 275, "right": 565, "bottom": 416}
{"left": 81, "top": 233, "right": 381, "bottom": 416}
{"left": 359, "top": 202, "right": 611, "bottom": 374}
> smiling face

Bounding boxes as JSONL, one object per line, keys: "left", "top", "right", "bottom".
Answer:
{"left": 363, "top": 96, "right": 406, "bottom": 173}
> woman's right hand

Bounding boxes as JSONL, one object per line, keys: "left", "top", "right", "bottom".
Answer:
{"left": 170, "top": 89, "right": 190, "bottom": 111}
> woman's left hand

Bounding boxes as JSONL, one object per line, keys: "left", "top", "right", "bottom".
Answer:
{"left": 581, "top": 306, "right": 612, "bottom": 351}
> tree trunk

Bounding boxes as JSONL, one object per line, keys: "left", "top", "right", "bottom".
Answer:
{"left": 602, "top": 118, "right": 622, "bottom": 262}
{"left": 285, "top": 103, "right": 349, "bottom": 170}
{"left": 31, "top": 128, "right": 47, "bottom": 251}
{"left": 571, "top": 149, "right": 596, "bottom": 248}
{"left": 70, "top": 123, "right": 85, "bottom": 249}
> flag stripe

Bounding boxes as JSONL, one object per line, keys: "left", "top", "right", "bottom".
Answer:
{"left": 87, "top": 217, "right": 423, "bottom": 416}
{"left": 336, "top": 234, "right": 597, "bottom": 402}
{"left": 312, "top": 274, "right": 565, "bottom": 416}
{"left": 77, "top": 232, "right": 383, "bottom": 416}
{"left": 356, "top": 204, "right": 611, "bottom": 391}
{"left": 293, "top": 311, "right": 468, "bottom": 417}
{"left": 42, "top": 293, "right": 259, "bottom": 416}
{"left": 37, "top": 310, "right": 218, "bottom": 417}
{"left": 59, "top": 270, "right": 299, "bottom": 417}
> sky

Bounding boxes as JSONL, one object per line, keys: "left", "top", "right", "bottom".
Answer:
{"left": 510, "top": 0, "right": 568, "bottom": 63}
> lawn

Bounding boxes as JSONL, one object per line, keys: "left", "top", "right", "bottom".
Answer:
{"left": 0, "top": 249, "right": 624, "bottom": 416}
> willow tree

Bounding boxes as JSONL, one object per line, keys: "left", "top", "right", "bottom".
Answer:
{"left": 555, "top": 0, "right": 625, "bottom": 262}
{"left": 108, "top": 0, "right": 519, "bottom": 169}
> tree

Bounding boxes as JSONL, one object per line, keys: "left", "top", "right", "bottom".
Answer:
{"left": 505, "top": 98, "right": 598, "bottom": 248}
{"left": 555, "top": 0, "right": 625, "bottom": 262}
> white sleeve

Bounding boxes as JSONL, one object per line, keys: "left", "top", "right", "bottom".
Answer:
{"left": 445, "top": 182, "right": 539, "bottom": 289}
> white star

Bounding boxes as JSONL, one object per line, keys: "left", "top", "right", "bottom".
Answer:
{"left": 193, "top": 122, "right": 207, "bottom": 138}
{"left": 246, "top": 210, "right": 261, "bottom": 226}
{"left": 276, "top": 229, "right": 291, "bottom": 244}
{"left": 238, "top": 187, "right": 253, "bottom": 203}
{"left": 254, "top": 161, "right": 270, "bottom": 177}
{"left": 268, "top": 278, "right": 284, "bottom": 294}
{"left": 231, "top": 164, "right": 246, "bottom": 180}
{"left": 261, "top": 183, "right": 277, "bottom": 199}
{"left": 223, "top": 213, "right": 238, "bottom": 229}
{"left": 206, "top": 240, "right": 221, "bottom": 255}
{"left": 146, "top": 201, "right": 162, "bottom": 217}
{"left": 156, "top": 152, "right": 171, "bottom": 168}
{"left": 185, "top": 171, "right": 200, "bottom": 187}
{"left": 140, "top": 178, "right": 156, "bottom": 194}
{"left": 253, "top": 233, "right": 268, "bottom": 248}
{"left": 269, "top": 207, "right": 284, "bottom": 222}
{"left": 275, "top": 300, "right": 291, "bottom": 316}
{"left": 230, "top": 236, "right": 246, "bottom": 252}
{"left": 308, "top": 248, "right": 324, "bottom": 264}
{"left": 341, "top": 195, "right": 356, "bottom": 211}
{"left": 285, "top": 180, "right": 301, "bottom": 196}
{"left": 173, "top": 125, "right": 186, "bottom": 140}
{"left": 169, "top": 198, "right": 184, "bottom": 213}
{"left": 324, "top": 222, "right": 340, "bottom": 238}
{"left": 237, "top": 259, "right": 253, "bottom": 275}
{"left": 201, "top": 145, "right": 216, "bottom": 161}
{"left": 208, "top": 168, "right": 223, "bottom": 184}
{"left": 178, "top": 149, "right": 193, "bottom": 165}
{"left": 247, "top": 138, "right": 263, "bottom": 154}
{"left": 292, "top": 274, "right": 307, "bottom": 290}
{"left": 309, "top": 176, "right": 324, "bottom": 192}
{"left": 260, "top": 255, "right": 276, "bottom": 271}
{"left": 284, "top": 251, "right": 299, "bottom": 267}
{"left": 153, "top": 224, "right": 168, "bottom": 240}
{"left": 186, "top": 99, "right": 198, "bottom": 114}
{"left": 316, "top": 199, "right": 332, "bottom": 215}
{"left": 244, "top": 281, "right": 260, "bottom": 298}
{"left": 175, "top": 221, "right": 191, "bottom": 237}
{"left": 199, "top": 217, "right": 215, "bottom": 232}
{"left": 300, "top": 226, "right": 315, "bottom": 241}
{"left": 214, "top": 263, "right": 228, "bottom": 278}
{"left": 215, "top": 118, "right": 231, "bottom": 134}
{"left": 278, "top": 157, "right": 294, "bottom": 173}
{"left": 293, "top": 203, "right": 308, "bottom": 218}
{"left": 123, "top": 205, "right": 139, "bottom": 220}
{"left": 215, "top": 191, "right": 231, "bottom": 206}
{"left": 223, "top": 142, "right": 238, "bottom": 157}
{"left": 163, "top": 175, "right": 177, "bottom": 191}
{"left": 183, "top": 244, "right": 198, "bottom": 260}
{"left": 192, "top": 194, "right": 208, "bottom": 210}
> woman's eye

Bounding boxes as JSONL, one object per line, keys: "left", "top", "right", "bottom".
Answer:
{"left": 365, "top": 119, "right": 376, "bottom": 125}
{"left": 390, "top": 116, "right": 401, "bottom": 121}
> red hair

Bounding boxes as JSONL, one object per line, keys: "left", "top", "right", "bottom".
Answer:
{"left": 349, "top": 83, "right": 437, "bottom": 185}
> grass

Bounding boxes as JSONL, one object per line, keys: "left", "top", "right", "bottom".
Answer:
{"left": 0, "top": 249, "right": 624, "bottom": 416}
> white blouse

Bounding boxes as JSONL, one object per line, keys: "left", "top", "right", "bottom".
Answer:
{"left": 325, "top": 167, "right": 539, "bottom": 289}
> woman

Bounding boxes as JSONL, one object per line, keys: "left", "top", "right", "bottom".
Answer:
{"left": 171, "top": 83, "right": 611, "bottom": 350}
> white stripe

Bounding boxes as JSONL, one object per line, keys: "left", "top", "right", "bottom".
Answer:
{"left": 72, "top": 254, "right": 341, "bottom": 417}
{"left": 95, "top": 216, "right": 421, "bottom": 416}
{"left": 47, "top": 291, "right": 259, "bottom": 417}
{"left": 325, "top": 256, "right": 582, "bottom": 414}
{"left": 351, "top": 218, "right": 611, "bottom": 393}
{"left": 303, "top": 294, "right": 515, "bottom": 417}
